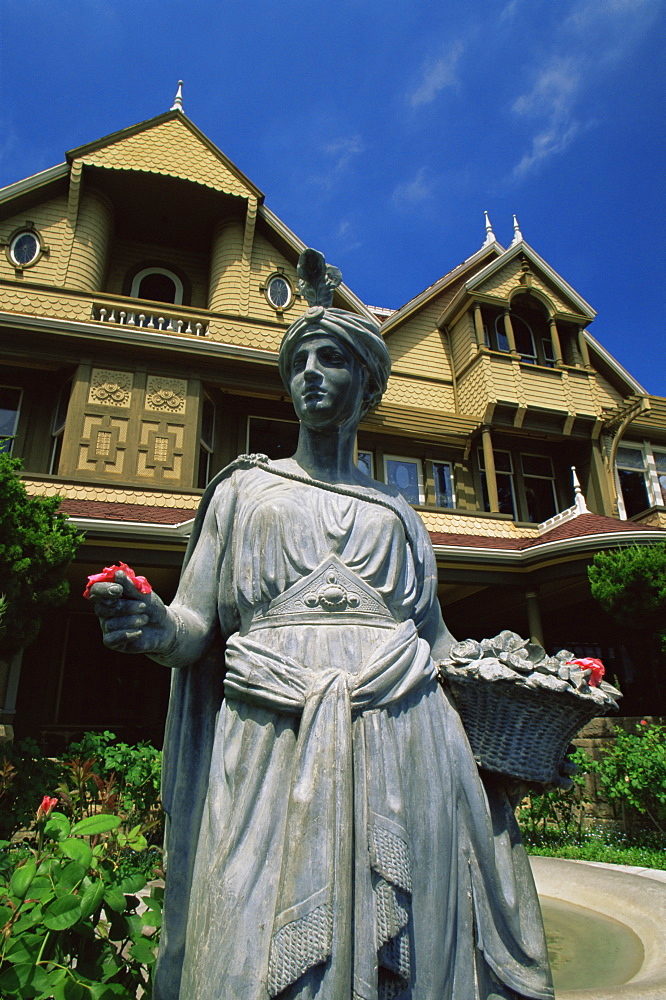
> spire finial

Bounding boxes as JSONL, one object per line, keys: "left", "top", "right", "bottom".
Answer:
{"left": 571, "top": 466, "right": 589, "bottom": 514}
{"left": 171, "top": 80, "right": 184, "bottom": 113}
{"left": 512, "top": 214, "right": 523, "bottom": 244}
{"left": 483, "top": 210, "right": 496, "bottom": 246}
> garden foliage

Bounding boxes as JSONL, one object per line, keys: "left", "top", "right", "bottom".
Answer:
{"left": 0, "top": 454, "right": 82, "bottom": 655}
{"left": 588, "top": 542, "right": 666, "bottom": 650}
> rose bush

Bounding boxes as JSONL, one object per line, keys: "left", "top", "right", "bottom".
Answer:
{"left": 0, "top": 800, "right": 162, "bottom": 999}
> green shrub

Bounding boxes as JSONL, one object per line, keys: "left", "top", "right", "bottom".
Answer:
{"left": 0, "top": 801, "right": 162, "bottom": 999}
{"left": 0, "top": 740, "right": 64, "bottom": 841}
{"left": 582, "top": 720, "right": 666, "bottom": 836}
{"left": 64, "top": 732, "right": 163, "bottom": 845}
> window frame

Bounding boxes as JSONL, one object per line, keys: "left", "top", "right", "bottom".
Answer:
{"left": 383, "top": 454, "right": 425, "bottom": 505}
{"left": 130, "top": 267, "right": 184, "bottom": 305}
{"left": 357, "top": 449, "right": 374, "bottom": 478}
{"left": 432, "top": 460, "right": 455, "bottom": 509}
{"left": 616, "top": 441, "right": 666, "bottom": 518}
{"left": 520, "top": 452, "right": 558, "bottom": 523}
{"left": 478, "top": 447, "right": 517, "bottom": 518}
{"left": 0, "top": 385, "right": 23, "bottom": 455}
{"left": 49, "top": 377, "right": 72, "bottom": 474}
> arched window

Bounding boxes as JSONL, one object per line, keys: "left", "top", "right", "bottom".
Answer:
{"left": 131, "top": 268, "right": 184, "bottom": 305}
{"left": 508, "top": 296, "right": 554, "bottom": 367}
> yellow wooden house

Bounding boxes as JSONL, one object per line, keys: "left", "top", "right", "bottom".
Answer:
{"left": 1, "top": 105, "right": 664, "bottom": 745}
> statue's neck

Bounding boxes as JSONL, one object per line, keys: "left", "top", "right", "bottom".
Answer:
{"left": 292, "top": 423, "right": 359, "bottom": 484}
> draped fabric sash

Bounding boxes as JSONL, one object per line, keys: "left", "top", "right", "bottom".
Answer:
{"left": 224, "top": 619, "right": 436, "bottom": 999}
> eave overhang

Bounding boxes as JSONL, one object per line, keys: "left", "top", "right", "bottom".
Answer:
{"left": 432, "top": 526, "right": 666, "bottom": 567}
{"left": 0, "top": 310, "right": 280, "bottom": 366}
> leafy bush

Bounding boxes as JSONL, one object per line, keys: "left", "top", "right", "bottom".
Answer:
{"left": 0, "top": 800, "right": 162, "bottom": 999}
{"left": 65, "top": 732, "right": 163, "bottom": 845}
{"left": 0, "top": 454, "right": 82, "bottom": 655}
{"left": 0, "top": 740, "right": 64, "bottom": 841}
{"left": 588, "top": 543, "right": 666, "bottom": 650}
{"left": 582, "top": 719, "right": 666, "bottom": 836}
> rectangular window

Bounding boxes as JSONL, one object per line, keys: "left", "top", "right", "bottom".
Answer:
{"left": 247, "top": 416, "right": 299, "bottom": 461}
{"left": 433, "top": 461, "right": 455, "bottom": 508}
{"left": 49, "top": 378, "right": 72, "bottom": 473}
{"left": 0, "top": 386, "right": 22, "bottom": 454}
{"left": 384, "top": 455, "right": 424, "bottom": 505}
{"left": 616, "top": 446, "right": 650, "bottom": 518}
{"left": 357, "top": 450, "right": 374, "bottom": 478}
{"left": 478, "top": 449, "right": 516, "bottom": 517}
{"left": 521, "top": 454, "right": 557, "bottom": 522}
{"left": 197, "top": 394, "right": 216, "bottom": 489}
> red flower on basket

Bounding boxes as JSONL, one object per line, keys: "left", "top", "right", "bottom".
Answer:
{"left": 566, "top": 657, "right": 605, "bottom": 687}
{"left": 83, "top": 562, "right": 152, "bottom": 599}
{"left": 36, "top": 796, "right": 58, "bottom": 821}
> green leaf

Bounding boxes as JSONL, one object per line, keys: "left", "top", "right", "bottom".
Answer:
{"left": 9, "top": 858, "right": 36, "bottom": 899}
{"left": 59, "top": 838, "right": 93, "bottom": 869}
{"left": 0, "top": 902, "right": 13, "bottom": 925}
{"left": 103, "top": 886, "right": 127, "bottom": 913}
{"left": 78, "top": 878, "right": 105, "bottom": 919}
{"left": 57, "top": 860, "right": 86, "bottom": 891}
{"left": 42, "top": 894, "right": 82, "bottom": 930}
{"left": 71, "top": 814, "right": 121, "bottom": 837}
{"left": 118, "top": 872, "right": 146, "bottom": 894}
{"left": 129, "top": 936, "right": 157, "bottom": 964}
{"left": 90, "top": 983, "right": 134, "bottom": 998}
{"left": 4, "top": 932, "right": 42, "bottom": 964}
{"left": 0, "top": 961, "right": 51, "bottom": 992}
{"left": 43, "top": 811, "right": 71, "bottom": 841}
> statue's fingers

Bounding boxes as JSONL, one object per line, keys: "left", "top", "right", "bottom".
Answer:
{"left": 103, "top": 614, "right": 149, "bottom": 633}
{"left": 95, "top": 599, "right": 147, "bottom": 620}
{"left": 114, "top": 570, "right": 146, "bottom": 601}
{"left": 89, "top": 582, "right": 124, "bottom": 601}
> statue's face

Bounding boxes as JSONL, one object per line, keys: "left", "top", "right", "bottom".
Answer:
{"left": 289, "top": 333, "right": 365, "bottom": 430}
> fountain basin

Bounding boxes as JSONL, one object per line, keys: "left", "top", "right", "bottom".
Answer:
{"left": 531, "top": 856, "right": 666, "bottom": 1000}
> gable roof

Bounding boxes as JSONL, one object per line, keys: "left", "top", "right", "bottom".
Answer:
{"left": 67, "top": 110, "right": 264, "bottom": 202}
{"left": 466, "top": 240, "right": 597, "bottom": 319}
{"left": 380, "top": 240, "right": 505, "bottom": 335}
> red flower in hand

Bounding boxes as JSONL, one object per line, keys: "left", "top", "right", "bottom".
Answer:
{"left": 83, "top": 561, "right": 152, "bottom": 599}
{"left": 567, "top": 657, "right": 605, "bottom": 687}
{"left": 36, "top": 796, "right": 58, "bottom": 821}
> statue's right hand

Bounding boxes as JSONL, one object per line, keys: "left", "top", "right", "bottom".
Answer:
{"left": 88, "top": 570, "right": 175, "bottom": 655}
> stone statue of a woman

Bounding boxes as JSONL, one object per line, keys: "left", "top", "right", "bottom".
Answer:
{"left": 90, "top": 250, "right": 554, "bottom": 1000}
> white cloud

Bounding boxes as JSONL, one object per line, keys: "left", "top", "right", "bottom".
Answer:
{"left": 324, "top": 134, "right": 364, "bottom": 173}
{"left": 409, "top": 40, "right": 464, "bottom": 107}
{"left": 509, "top": 0, "right": 660, "bottom": 178}
{"left": 512, "top": 58, "right": 580, "bottom": 118}
{"left": 392, "top": 167, "right": 433, "bottom": 207}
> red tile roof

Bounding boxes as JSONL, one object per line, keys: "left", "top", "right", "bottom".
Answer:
{"left": 59, "top": 498, "right": 194, "bottom": 525}
{"left": 61, "top": 501, "right": 663, "bottom": 551}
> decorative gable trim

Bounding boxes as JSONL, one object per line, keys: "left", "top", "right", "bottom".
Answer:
{"left": 465, "top": 241, "right": 596, "bottom": 320}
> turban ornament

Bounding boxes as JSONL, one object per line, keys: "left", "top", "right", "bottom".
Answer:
{"left": 279, "top": 249, "right": 391, "bottom": 411}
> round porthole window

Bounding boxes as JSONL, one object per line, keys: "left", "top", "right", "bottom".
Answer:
{"left": 10, "top": 230, "right": 40, "bottom": 267}
{"left": 266, "top": 274, "right": 292, "bottom": 311}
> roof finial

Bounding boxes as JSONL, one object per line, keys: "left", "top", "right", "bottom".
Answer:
{"left": 483, "top": 210, "right": 496, "bottom": 246}
{"left": 571, "top": 466, "right": 589, "bottom": 514}
{"left": 511, "top": 214, "right": 523, "bottom": 244}
{"left": 171, "top": 80, "right": 184, "bottom": 113}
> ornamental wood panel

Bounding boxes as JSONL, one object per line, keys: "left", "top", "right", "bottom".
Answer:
{"left": 450, "top": 313, "right": 477, "bottom": 372}
{"left": 382, "top": 376, "right": 455, "bottom": 412}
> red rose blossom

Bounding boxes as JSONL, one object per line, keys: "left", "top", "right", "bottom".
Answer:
{"left": 83, "top": 562, "right": 152, "bottom": 599}
{"left": 36, "top": 796, "right": 58, "bottom": 820}
{"left": 566, "top": 657, "right": 605, "bottom": 687}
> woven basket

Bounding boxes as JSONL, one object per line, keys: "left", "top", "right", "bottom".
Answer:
{"left": 444, "top": 672, "right": 604, "bottom": 784}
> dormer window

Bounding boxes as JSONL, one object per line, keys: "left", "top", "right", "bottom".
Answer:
{"left": 131, "top": 267, "right": 184, "bottom": 305}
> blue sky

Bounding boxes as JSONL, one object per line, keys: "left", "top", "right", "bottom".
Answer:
{"left": 1, "top": 0, "right": 664, "bottom": 393}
